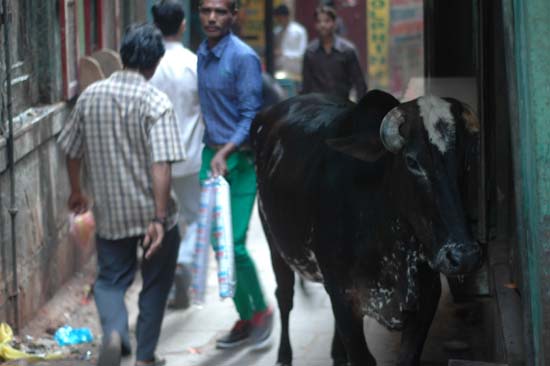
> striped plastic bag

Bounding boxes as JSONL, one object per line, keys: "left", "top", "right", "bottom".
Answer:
{"left": 190, "top": 180, "right": 214, "bottom": 305}
{"left": 212, "top": 177, "right": 236, "bottom": 299}
{"left": 191, "top": 176, "right": 236, "bottom": 304}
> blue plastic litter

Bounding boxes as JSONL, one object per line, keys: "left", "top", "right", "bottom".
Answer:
{"left": 54, "top": 325, "right": 94, "bottom": 346}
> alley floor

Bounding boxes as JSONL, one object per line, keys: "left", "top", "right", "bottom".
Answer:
{"left": 15, "top": 204, "right": 489, "bottom": 366}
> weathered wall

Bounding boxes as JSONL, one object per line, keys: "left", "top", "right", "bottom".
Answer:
{"left": 0, "top": 104, "right": 94, "bottom": 328}
{"left": 509, "top": 0, "right": 550, "bottom": 364}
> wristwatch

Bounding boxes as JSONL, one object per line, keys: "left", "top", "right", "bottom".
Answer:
{"left": 152, "top": 216, "right": 167, "bottom": 229}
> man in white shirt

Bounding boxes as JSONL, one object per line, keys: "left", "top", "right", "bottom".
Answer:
{"left": 150, "top": 0, "right": 204, "bottom": 309}
{"left": 274, "top": 4, "right": 308, "bottom": 78}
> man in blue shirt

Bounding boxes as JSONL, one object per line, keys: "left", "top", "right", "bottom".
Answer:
{"left": 197, "top": 0, "right": 273, "bottom": 350}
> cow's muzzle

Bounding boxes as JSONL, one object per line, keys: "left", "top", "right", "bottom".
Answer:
{"left": 433, "top": 241, "right": 482, "bottom": 276}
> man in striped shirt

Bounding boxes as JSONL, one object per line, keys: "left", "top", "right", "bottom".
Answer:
{"left": 58, "top": 24, "right": 185, "bottom": 366}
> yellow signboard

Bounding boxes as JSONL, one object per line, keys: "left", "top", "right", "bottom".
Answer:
{"left": 239, "top": 0, "right": 266, "bottom": 53}
{"left": 367, "top": 0, "right": 390, "bottom": 89}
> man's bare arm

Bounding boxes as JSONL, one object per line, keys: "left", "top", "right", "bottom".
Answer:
{"left": 66, "top": 157, "right": 89, "bottom": 213}
{"left": 211, "top": 142, "right": 237, "bottom": 177}
{"left": 152, "top": 162, "right": 172, "bottom": 219}
{"left": 143, "top": 162, "right": 172, "bottom": 259}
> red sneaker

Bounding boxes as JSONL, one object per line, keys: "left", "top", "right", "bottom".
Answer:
{"left": 250, "top": 306, "right": 274, "bottom": 350}
{"left": 216, "top": 320, "right": 252, "bottom": 349}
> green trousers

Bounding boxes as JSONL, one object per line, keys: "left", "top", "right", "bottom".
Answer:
{"left": 200, "top": 146, "right": 268, "bottom": 320}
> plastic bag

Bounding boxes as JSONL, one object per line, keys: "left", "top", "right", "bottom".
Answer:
{"left": 69, "top": 210, "right": 96, "bottom": 248}
{"left": 191, "top": 177, "right": 236, "bottom": 304}
{"left": 0, "top": 322, "right": 63, "bottom": 361}
{"left": 191, "top": 182, "right": 215, "bottom": 305}
{"left": 53, "top": 325, "right": 94, "bottom": 346}
{"left": 212, "top": 177, "right": 236, "bottom": 299}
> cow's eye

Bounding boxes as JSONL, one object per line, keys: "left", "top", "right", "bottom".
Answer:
{"left": 405, "top": 154, "right": 424, "bottom": 175}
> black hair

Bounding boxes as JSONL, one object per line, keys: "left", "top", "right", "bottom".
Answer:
{"left": 199, "top": 0, "right": 238, "bottom": 12}
{"left": 152, "top": 0, "right": 185, "bottom": 37}
{"left": 274, "top": 4, "right": 290, "bottom": 16}
{"left": 314, "top": 5, "right": 337, "bottom": 21}
{"left": 120, "top": 24, "right": 165, "bottom": 70}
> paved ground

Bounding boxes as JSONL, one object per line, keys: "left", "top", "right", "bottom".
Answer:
{"left": 7, "top": 76, "right": 494, "bottom": 366}
{"left": 17, "top": 204, "right": 489, "bottom": 366}
{"left": 117, "top": 206, "right": 487, "bottom": 366}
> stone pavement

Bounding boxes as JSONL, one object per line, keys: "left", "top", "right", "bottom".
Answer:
{"left": 121, "top": 205, "right": 341, "bottom": 366}
{"left": 16, "top": 203, "right": 488, "bottom": 366}
{"left": 118, "top": 205, "right": 487, "bottom": 366}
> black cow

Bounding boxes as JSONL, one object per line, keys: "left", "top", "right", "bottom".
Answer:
{"left": 251, "top": 90, "right": 482, "bottom": 366}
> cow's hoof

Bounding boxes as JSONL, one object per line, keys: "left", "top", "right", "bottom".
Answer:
{"left": 274, "top": 363, "right": 291, "bottom": 366}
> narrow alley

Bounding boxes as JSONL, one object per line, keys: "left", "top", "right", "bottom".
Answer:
{"left": 12, "top": 205, "right": 487, "bottom": 366}
{"left": 2, "top": 1, "right": 549, "bottom": 365}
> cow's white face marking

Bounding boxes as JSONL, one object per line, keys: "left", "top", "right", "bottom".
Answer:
{"left": 417, "top": 96, "right": 455, "bottom": 153}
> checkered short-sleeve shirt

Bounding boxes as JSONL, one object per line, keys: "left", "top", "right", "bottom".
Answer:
{"left": 58, "top": 71, "right": 186, "bottom": 239}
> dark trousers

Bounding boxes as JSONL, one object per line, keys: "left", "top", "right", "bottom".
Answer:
{"left": 94, "top": 226, "right": 180, "bottom": 361}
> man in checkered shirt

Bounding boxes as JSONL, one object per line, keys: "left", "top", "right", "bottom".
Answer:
{"left": 58, "top": 24, "right": 185, "bottom": 366}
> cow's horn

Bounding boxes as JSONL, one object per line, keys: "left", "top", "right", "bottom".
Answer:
{"left": 380, "top": 107, "right": 406, "bottom": 153}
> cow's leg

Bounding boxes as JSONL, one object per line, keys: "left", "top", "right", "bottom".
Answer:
{"left": 270, "top": 247, "right": 295, "bottom": 366}
{"left": 397, "top": 264, "right": 441, "bottom": 366}
{"left": 331, "top": 323, "right": 349, "bottom": 366}
{"left": 324, "top": 281, "right": 376, "bottom": 366}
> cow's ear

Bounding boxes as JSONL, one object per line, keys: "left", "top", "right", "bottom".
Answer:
{"left": 326, "top": 136, "right": 386, "bottom": 162}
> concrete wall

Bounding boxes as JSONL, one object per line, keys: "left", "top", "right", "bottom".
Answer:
{"left": 0, "top": 103, "right": 93, "bottom": 328}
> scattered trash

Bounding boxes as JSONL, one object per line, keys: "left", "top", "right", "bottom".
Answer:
{"left": 187, "top": 347, "right": 201, "bottom": 354}
{"left": 80, "top": 284, "right": 94, "bottom": 305}
{"left": 80, "top": 349, "right": 93, "bottom": 360}
{"left": 54, "top": 325, "right": 94, "bottom": 346}
{"left": 0, "top": 322, "right": 64, "bottom": 361}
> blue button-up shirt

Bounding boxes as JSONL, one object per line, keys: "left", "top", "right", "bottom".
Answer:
{"left": 197, "top": 33, "right": 263, "bottom": 147}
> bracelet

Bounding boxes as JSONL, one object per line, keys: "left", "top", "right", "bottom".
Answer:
{"left": 152, "top": 216, "right": 167, "bottom": 229}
